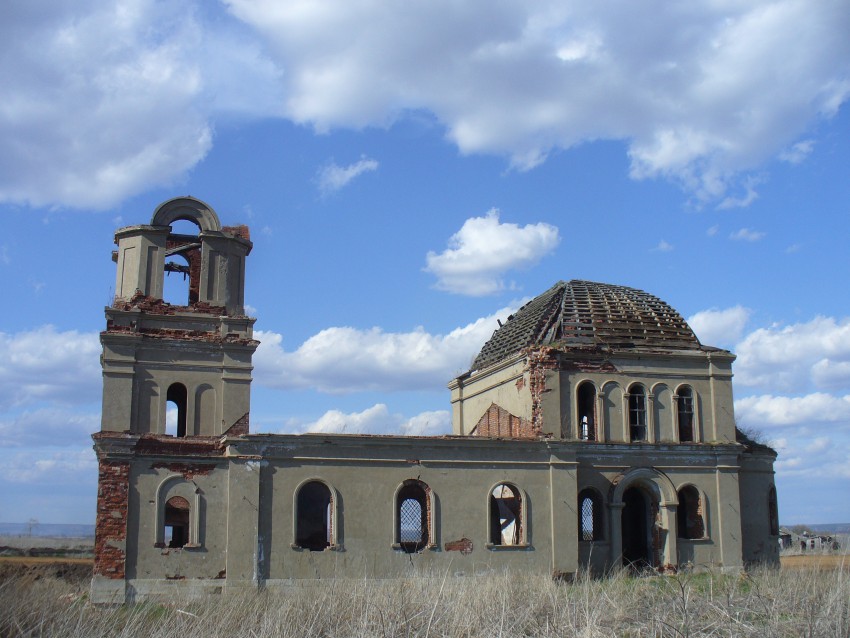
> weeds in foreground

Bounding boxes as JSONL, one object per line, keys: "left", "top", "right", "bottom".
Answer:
{"left": 0, "top": 565, "right": 847, "bottom": 637}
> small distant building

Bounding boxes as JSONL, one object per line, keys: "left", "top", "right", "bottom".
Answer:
{"left": 91, "top": 197, "right": 781, "bottom": 603}
{"left": 778, "top": 529, "right": 793, "bottom": 550}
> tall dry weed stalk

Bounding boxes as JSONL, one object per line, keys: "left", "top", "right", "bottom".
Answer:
{"left": 1, "top": 562, "right": 848, "bottom": 637}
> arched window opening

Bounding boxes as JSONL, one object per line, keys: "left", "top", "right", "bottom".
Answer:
{"left": 166, "top": 383, "right": 187, "bottom": 437}
{"left": 396, "top": 481, "right": 429, "bottom": 553}
{"left": 678, "top": 387, "right": 695, "bottom": 442}
{"left": 163, "top": 219, "right": 201, "bottom": 306}
{"left": 577, "top": 382, "right": 596, "bottom": 441}
{"left": 677, "top": 486, "right": 704, "bottom": 539}
{"left": 295, "top": 481, "right": 332, "bottom": 551}
{"left": 164, "top": 496, "right": 190, "bottom": 548}
{"left": 768, "top": 487, "right": 779, "bottom": 536}
{"left": 489, "top": 484, "right": 522, "bottom": 545}
{"left": 578, "top": 489, "right": 603, "bottom": 541}
{"left": 629, "top": 386, "right": 647, "bottom": 442}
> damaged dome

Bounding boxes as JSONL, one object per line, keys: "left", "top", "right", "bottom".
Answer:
{"left": 471, "top": 280, "right": 705, "bottom": 371}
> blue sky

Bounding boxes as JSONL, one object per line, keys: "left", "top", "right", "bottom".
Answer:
{"left": 1, "top": 0, "right": 849, "bottom": 526}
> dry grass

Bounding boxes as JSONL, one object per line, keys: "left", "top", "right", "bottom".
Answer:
{"left": 781, "top": 553, "right": 850, "bottom": 571}
{"left": 0, "top": 557, "right": 93, "bottom": 566}
{"left": 1, "top": 563, "right": 848, "bottom": 637}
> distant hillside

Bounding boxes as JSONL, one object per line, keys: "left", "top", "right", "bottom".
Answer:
{"left": 0, "top": 523, "right": 95, "bottom": 538}
{"left": 808, "top": 523, "right": 850, "bottom": 534}
{"left": 781, "top": 523, "right": 850, "bottom": 535}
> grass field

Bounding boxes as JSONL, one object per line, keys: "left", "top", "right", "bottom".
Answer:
{"left": 781, "top": 553, "right": 849, "bottom": 571}
{"left": 1, "top": 555, "right": 848, "bottom": 637}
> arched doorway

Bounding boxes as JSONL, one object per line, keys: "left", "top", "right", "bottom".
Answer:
{"left": 622, "top": 486, "right": 652, "bottom": 568}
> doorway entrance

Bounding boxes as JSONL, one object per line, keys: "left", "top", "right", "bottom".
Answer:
{"left": 622, "top": 486, "right": 652, "bottom": 568}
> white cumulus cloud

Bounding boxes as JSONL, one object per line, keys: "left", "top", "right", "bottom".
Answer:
{"left": 254, "top": 304, "right": 517, "bottom": 393}
{"left": 0, "top": 0, "right": 280, "bottom": 209}
{"left": 296, "top": 404, "right": 451, "bottom": 436}
{"left": 0, "top": 326, "right": 101, "bottom": 409}
{"left": 0, "top": 409, "right": 99, "bottom": 448}
{"left": 734, "top": 316, "right": 850, "bottom": 391}
{"left": 425, "top": 210, "right": 560, "bottom": 296}
{"left": 226, "top": 0, "right": 850, "bottom": 203}
{"left": 727, "top": 314, "right": 850, "bottom": 500}
{"left": 317, "top": 156, "right": 379, "bottom": 193}
{"left": 687, "top": 306, "right": 751, "bottom": 348}
{"left": 0, "top": 447, "right": 97, "bottom": 485}
{"left": 5, "top": 0, "right": 850, "bottom": 208}
{"left": 735, "top": 393, "right": 850, "bottom": 428}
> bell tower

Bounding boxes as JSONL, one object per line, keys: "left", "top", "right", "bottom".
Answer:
{"left": 101, "top": 196, "right": 258, "bottom": 437}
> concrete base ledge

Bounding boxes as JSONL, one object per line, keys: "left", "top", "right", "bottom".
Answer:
{"left": 90, "top": 576, "right": 127, "bottom": 605}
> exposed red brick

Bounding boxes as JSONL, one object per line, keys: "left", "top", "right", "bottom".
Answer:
{"left": 149, "top": 461, "right": 217, "bottom": 480}
{"left": 166, "top": 495, "right": 190, "bottom": 510}
{"left": 112, "top": 292, "right": 228, "bottom": 316}
{"left": 472, "top": 403, "right": 535, "bottom": 439}
{"left": 526, "top": 347, "right": 558, "bottom": 436}
{"left": 223, "top": 412, "right": 250, "bottom": 436}
{"left": 523, "top": 347, "right": 618, "bottom": 436}
{"left": 444, "top": 538, "right": 473, "bottom": 554}
{"left": 136, "top": 434, "right": 224, "bottom": 457}
{"left": 109, "top": 292, "right": 257, "bottom": 322}
{"left": 94, "top": 459, "right": 129, "bottom": 579}
{"left": 558, "top": 359, "right": 619, "bottom": 373}
{"left": 102, "top": 323, "right": 258, "bottom": 346}
{"left": 222, "top": 225, "right": 251, "bottom": 241}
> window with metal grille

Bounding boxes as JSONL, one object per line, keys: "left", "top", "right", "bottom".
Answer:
{"left": 678, "top": 387, "right": 695, "bottom": 442}
{"left": 578, "top": 489, "right": 603, "bottom": 541}
{"left": 629, "top": 386, "right": 647, "bottom": 441}
{"left": 396, "top": 481, "right": 429, "bottom": 553}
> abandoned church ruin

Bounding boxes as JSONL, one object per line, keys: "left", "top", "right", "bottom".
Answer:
{"left": 91, "top": 196, "right": 780, "bottom": 603}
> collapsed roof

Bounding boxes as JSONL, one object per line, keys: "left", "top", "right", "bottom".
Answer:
{"left": 471, "top": 280, "right": 707, "bottom": 371}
